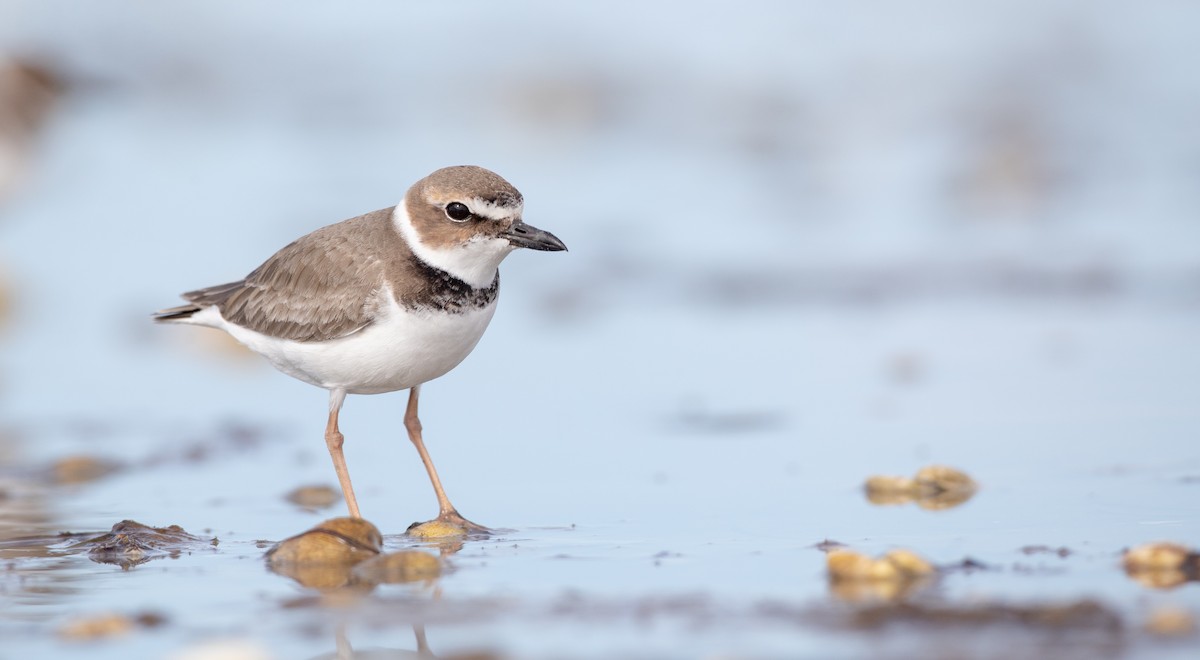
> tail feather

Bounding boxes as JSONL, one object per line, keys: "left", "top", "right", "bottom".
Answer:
{"left": 152, "top": 304, "right": 203, "bottom": 322}
{"left": 153, "top": 280, "right": 245, "bottom": 323}
{"left": 181, "top": 280, "right": 245, "bottom": 307}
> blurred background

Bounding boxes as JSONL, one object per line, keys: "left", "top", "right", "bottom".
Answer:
{"left": 2, "top": 1, "right": 1199, "bottom": 658}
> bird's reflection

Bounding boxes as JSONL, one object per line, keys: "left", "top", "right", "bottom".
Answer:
{"left": 304, "top": 622, "right": 436, "bottom": 659}
{"left": 269, "top": 520, "right": 489, "bottom": 659}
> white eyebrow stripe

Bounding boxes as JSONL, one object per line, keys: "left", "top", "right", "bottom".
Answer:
{"left": 469, "top": 197, "right": 523, "bottom": 220}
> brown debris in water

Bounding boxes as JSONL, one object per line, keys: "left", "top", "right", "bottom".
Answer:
{"left": 826, "top": 548, "right": 937, "bottom": 602}
{"left": 284, "top": 484, "right": 340, "bottom": 511}
{"left": 74, "top": 520, "right": 210, "bottom": 568}
{"left": 864, "top": 464, "right": 977, "bottom": 509}
{"left": 1122, "top": 542, "right": 1200, "bottom": 589}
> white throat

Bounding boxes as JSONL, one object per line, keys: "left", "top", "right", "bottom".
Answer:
{"left": 393, "top": 201, "right": 514, "bottom": 289}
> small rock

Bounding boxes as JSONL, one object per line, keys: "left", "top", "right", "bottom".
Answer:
{"left": 1122, "top": 542, "right": 1199, "bottom": 589}
{"left": 265, "top": 517, "right": 382, "bottom": 590}
{"left": 863, "top": 476, "right": 917, "bottom": 505}
{"left": 883, "top": 549, "right": 936, "bottom": 578}
{"left": 407, "top": 520, "right": 468, "bottom": 539}
{"left": 827, "top": 548, "right": 936, "bottom": 581}
{"left": 1127, "top": 569, "right": 1190, "bottom": 590}
{"left": 828, "top": 550, "right": 899, "bottom": 581}
{"left": 1123, "top": 542, "right": 1193, "bottom": 571}
{"left": 825, "top": 549, "right": 936, "bottom": 604}
{"left": 913, "top": 465, "right": 976, "bottom": 496}
{"left": 826, "top": 548, "right": 936, "bottom": 603}
{"left": 863, "top": 465, "right": 976, "bottom": 510}
{"left": 265, "top": 517, "right": 381, "bottom": 565}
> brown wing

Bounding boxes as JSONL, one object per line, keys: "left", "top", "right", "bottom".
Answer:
{"left": 186, "top": 209, "right": 395, "bottom": 342}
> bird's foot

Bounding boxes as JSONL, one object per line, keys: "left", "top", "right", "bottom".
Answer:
{"left": 437, "top": 510, "right": 490, "bottom": 535}
{"left": 406, "top": 510, "right": 491, "bottom": 539}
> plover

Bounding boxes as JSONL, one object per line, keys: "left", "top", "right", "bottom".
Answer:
{"left": 154, "top": 165, "right": 566, "bottom": 532}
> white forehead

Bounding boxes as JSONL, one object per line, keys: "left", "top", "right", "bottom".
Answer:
{"left": 465, "top": 197, "right": 523, "bottom": 221}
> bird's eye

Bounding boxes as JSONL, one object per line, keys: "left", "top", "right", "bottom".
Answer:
{"left": 445, "top": 202, "right": 472, "bottom": 222}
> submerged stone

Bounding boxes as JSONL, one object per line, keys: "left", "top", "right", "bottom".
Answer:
{"left": 826, "top": 548, "right": 937, "bottom": 603}
{"left": 266, "top": 517, "right": 381, "bottom": 565}
{"left": 863, "top": 476, "right": 917, "bottom": 504}
{"left": 1122, "top": 542, "right": 1199, "bottom": 589}
{"left": 827, "top": 548, "right": 935, "bottom": 581}
{"left": 264, "top": 517, "right": 383, "bottom": 590}
{"left": 1123, "top": 542, "right": 1193, "bottom": 571}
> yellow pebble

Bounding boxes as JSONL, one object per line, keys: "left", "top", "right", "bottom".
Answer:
{"left": 1123, "top": 542, "right": 1192, "bottom": 571}
{"left": 827, "top": 549, "right": 874, "bottom": 579}
{"left": 864, "top": 465, "right": 977, "bottom": 509}
{"left": 863, "top": 476, "right": 918, "bottom": 505}
{"left": 265, "top": 517, "right": 382, "bottom": 566}
{"left": 884, "top": 549, "right": 936, "bottom": 577}
{"left": 913, "top": 465, "right": 977, "bottom": 495}
{"left": 827, "top": 548, "right": 936, "bottom": 582}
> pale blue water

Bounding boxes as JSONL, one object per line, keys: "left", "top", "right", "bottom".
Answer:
{"left": 2, "top": 1, "right": 1199, "bottom": 658}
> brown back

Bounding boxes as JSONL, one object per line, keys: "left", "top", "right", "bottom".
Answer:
{"left": 182, "top": 207, "right": 498, "bottom": 343}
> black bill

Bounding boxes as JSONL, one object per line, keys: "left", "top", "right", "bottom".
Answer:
{"left": 502, "top": 220, "right": 568, "bottom": 252}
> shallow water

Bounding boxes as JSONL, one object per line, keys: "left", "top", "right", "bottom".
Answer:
{"left": 2, "top": 2, "right": 1200, "bottom": 658}
{"left": 3, "top": 302, "right": 1197, "bottom": 658}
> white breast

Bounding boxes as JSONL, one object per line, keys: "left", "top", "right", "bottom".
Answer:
{"left": 208, "top": 294, "right": 498, "bottom": 395}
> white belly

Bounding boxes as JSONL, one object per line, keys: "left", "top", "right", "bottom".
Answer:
{"left": 208, "top": 299, "right": 498, "bottom": 395}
